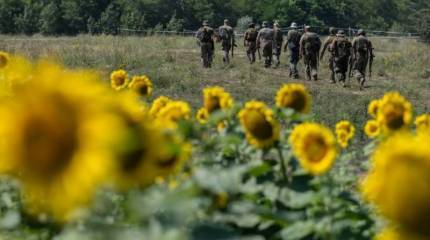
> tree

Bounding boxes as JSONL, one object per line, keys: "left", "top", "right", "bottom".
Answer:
{"left": 39, "top": 0, "right": 64, "bottom": 35}
{"left": 100, "top": 1, "right": 122, "bottom": 35}
{"left": 0, "top": 0, "right": 25, "bottom": 34}
{"left": 15, "top": 0, "right": 41, "bottom": 35}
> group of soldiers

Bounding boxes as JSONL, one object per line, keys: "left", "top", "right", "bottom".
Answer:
{"left": 195, "top": 19, "right": 374, "bottom": 90}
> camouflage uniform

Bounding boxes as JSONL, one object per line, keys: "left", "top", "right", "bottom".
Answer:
{"left": 196, "top": 21, "right": 215, "bottom": 68}
{"left": 257, "top": 22, "right": 274, "bottom": 68}
{"left": 272, "top": 23, "right": 283, "bottom": 67}
{"left": 300, "top": 27, "right": 322, "bottom": 81}
{"left": 352, "top": 30, "right": 373, "bottom": 89}
{"left": 244, "top": 24, "right": 258, "bottom": 64}
{"left": 218, "top": 20, "right": 235, "bottom": 64}
{"left": 284, "top": 23, "right": 301, "bottom": 78}
{"left": 320, "top": 27, "right": 337, "bottom": 82}
{"left": 331, "top": 31, "right": 352, "bottom": 86}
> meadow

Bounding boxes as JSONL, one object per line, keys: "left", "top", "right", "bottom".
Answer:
{"left": 0, "top": 35, "right": 430, "bottom": 240}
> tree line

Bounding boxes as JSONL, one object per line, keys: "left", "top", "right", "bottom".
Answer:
{"left": 0, "top": 0, "right": 429, "bottom": 40}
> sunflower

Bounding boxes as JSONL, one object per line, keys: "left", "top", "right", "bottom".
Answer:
{"left": 361, "top": 132, "right": 430, "bottom": 236}
{"left": 377, "top": 92, "right": 412, "bottom": 134}
{"left": 156, "top": 100, "right": 191, "bottom": 125}
{"left": 196, "top": 108, "right": 209, "bottom": 124}
{"left": 289, "top": 123, "right": 338, "bottom": 175}
{"left": 110, "top": 69, "right": 130, "bottom": 91}
{"left": 203, "top": 86, "right": 233, "bottom": 113}
{"left": 365, "top": 120, "right": 380, "bottom": 138}
{"left": 275, "top": 83, "right": 311, "bottom": 113}
{"left": 335, "top": 120, "right": 355, "bottom": 139}
{"left": 337, "top": 130, "right": 350, "bottom": 149}
{"left": 415, "top": 114, "right": 430, "bottom": 132}
{"left": 0, "top": 51, "right": 10, "bottom": 69}
{"left": 374, "top": 228, "right": 428, "bottom": 240}
{"left": 149, "top": 96, "right": 171, "bottom": 117}
{"left": 368, "top": 99, "right": 380, "bottom": 118}
{"left": 217, "top": 120, "right": 227, "bottom": 132}
{"left": 128, "top": 75, "right": 153, "bottom": 98}
{"left": 238, "top": 101, "right": 280, "bottom": 149}
{"left": 0, "top": 61, "right": 122, "bottom": 222}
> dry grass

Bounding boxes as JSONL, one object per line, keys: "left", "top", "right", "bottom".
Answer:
{"left": 1, "top": 34, "right": 429, "bottom": 142}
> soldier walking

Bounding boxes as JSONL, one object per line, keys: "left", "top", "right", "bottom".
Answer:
{"left": 300, "top": 26, "right": 322, "bottom": 81}
{"left": 244, "top": 23, "right": 258, "bottom": 64}
{"left": 320, "top": 27, "right": 337, "bottom": 82}
{"left": 284, "top": 22, "right": 301, "bottom": 78}
{"left": 196, "top": 20, "right": 215, "bottom": 68}
{"left": 273, "top": 21, "right": 283, "bottom": 68}
{"left": 331, "top": 30, "right": 352, "bottom": 87}
{"left": 218, "top": 19, "right": 235, "bottom": 64}
{"left": 352, "top": 29, "right": 374, "bottom": 90}
{"left": 257, "top": 21, "right": 274, "bottom": 68}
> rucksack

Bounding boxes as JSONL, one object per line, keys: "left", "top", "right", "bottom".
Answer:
{"left": 219, "top": 27, "right": 231, "bottom": 41}
{"left": 356, "top": 37, "right": 368, "bottom": 52}
{"left": 335, "top": 38, "right": 351, "bottom": 59}
{"left": 197, "top": 27, "right": 212, "bottom": 43}
{"left": 245, "top": 29, "right": 258, "bottom": 41}
{"left": 304, "top": 33, "right": 321, "bottom": 53}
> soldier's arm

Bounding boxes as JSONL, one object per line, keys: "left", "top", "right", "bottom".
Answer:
{"left": 320, "top": 39, "right": 330, "bottom": 59}
{"left": 369, "top": 40, "right": 374, "bottom": 57}
{"left": 256, "top": 32, "right": 261, "bottom": 48}
{"left": 299, "top": 36, "right": 305, "bottom": 57}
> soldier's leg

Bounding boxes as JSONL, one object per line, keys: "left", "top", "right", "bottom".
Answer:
{"left": 329, "top": 56, "right": 335, "bottom": 82}
{"left": 304, "top": 57, "right": 311, "bottom": 80}
{"left": 311, "top": 55, "right": 318, "bottom": 81}
{"left": 223, "top": 50, "right": 230, "bottom": 64}
{"left": 251, "top": 49, "right": 256, "bottom": 63}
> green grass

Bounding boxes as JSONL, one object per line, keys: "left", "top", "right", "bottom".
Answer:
{"left": 2, "top": 34, "right": 429, "bottom": 141}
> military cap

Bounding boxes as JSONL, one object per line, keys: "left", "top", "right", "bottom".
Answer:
{"left": 273, "top": 20, "right": 280, "bottom": 27}
{"left": 305, "top": 25, "right": 311, "bottom": 30}
{"left": 224, "top": 19, "right": 229, "bottom": 24}
{"left": 202, "top": 20, "right": 209, "bottom": 26}
{"left": 329, "top": 27, "right": 336, "bottom": 35}
{"left": 262, "top": 21, "right": 268, "bottom": 27}
{"left": 248, "top": 22, "right": 255, "bottom": 28}
{"left": 290, "top": 22, "right": 298, "bottom": 28}
{"left": 357, "top": 29, "right": 366, "bottom": 36}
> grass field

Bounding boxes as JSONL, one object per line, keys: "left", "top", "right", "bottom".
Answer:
{"left": 1, "top": 34, "right": 429, "bottom": 141}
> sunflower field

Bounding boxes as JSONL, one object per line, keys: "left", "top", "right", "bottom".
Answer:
{"left": 0, "top": 51, "right": 429, "bottom": 240}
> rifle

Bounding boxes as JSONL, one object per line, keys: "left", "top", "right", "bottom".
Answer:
{"left": 231, "top": 42, "right": 237, "bottom": 58}
{"left": 368, "top": 51, "right": 374, "bottom": 81}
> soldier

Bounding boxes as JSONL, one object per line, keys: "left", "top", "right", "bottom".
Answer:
{"left": 218, "top": 19, "right": 236, "bottom": 64}
{"left": 284, "top": 22, "right": 301, "bottom": 78}
{"left": 257, "top": 21, "right": 274, "bottom": 68}
{"left": 300, "top": 26, "right": 322, "bottom": 81}
{"left": 196, "top": 20, "right": 215, "bottom": 68}
{"left": 331, "top": 30, "right": 352, "bottom": 87}
{"left": 352, "top": 29, "right": 374, "bottom": 90}
{"left": 244, "top": 22, "right": 258, "bottom": 64}
{"left": 320, "top": 27, "right": 337, "bottom": 82}
{"left": 272, "top": 21, "right": 283, "bottom": 67}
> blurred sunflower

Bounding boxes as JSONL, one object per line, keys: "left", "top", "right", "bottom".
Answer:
{"left": 415, "top": 114, "right": 430, "bottom": 132}
{"left": 374, "top": 228, "right": 428, "bottom": 240}
{"left": 238, "top": 101, "right": 280, "bottom": 149}
{"left": 196, "top": 108, "right": 209, "bottom": 124}
{"left": 110, "top": 69, "right": 130, "bottom": 91}
{"left": 0, "top": 62, "right": 122, "bottom": 222}
{"left": 275, "top": 83, "right": 311, "bottom": 113}
{"left": 149, "top": 96, "right": 171, "bottom": 117}
{"left": 203, "top": 86, "right": 233, "bottom": 113}
{"left": 335, "top": 120, "right": 355, "bottom": 139}
{"left": 156, "top": 100, "right": 191, "bottom": 125}
{"left": 365, "top": 120, "right": 380, "bottom": 138}
{"left": 217, "top": 120, "right": 227, "bottom": 132}
{"left": 361, "top": 132, "right": 430, "bottom": 236}
{"left": 368, "top": 99, "right": 380, "bottom": 118}
{"left": 129, "top": 75, "right": 153, "bottom": 98}
{"left": 377, "top": 92, "right": 412, "bottom": 134}
{"left": 0, "top": 51, "right": 10, "bottom": 69}
{"left": 289, "top": 123, "right": 338, "bottom": 175}
{"left": 336, "top": 130, "right": 350, "bottom": 149}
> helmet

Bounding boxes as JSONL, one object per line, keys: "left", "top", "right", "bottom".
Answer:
{"left": 273, "top": 20, "right": 280, "bottom": 27}
{"left": 262, "top": 21, "right": 268, "bottom": 27}
{"left": 202, "top": 20, "right": 209, "bottom": 26}
{"left": 248, "top": 22, "right": 255, "bottom": 28}
{"left": 337, "top": 30, "right": 345, "bottom": 37}
{"left": 290, "top": 22, "right": 298, "bottom": 28}
{"left": 305, "top": 25, "right": 311, "bottom": 31}
{"left": 329, "top": 27, "right": 336, "bottom": 35}
{"left": 224, "top": 19, "right": 229, "bottom": 24}
{"left": 357, "top": 29, "right": 366, "bottom": 36}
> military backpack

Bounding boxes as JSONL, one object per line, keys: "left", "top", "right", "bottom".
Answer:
{"left": 334, "top": 38, "right": 351, "bottom": 59}
{"left": 245, "top": 29, "right": 258, "bottom": 41}
{"left": 197, "top": 27, "right": 212, "bottom": 43}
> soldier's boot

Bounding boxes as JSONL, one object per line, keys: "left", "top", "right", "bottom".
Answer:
{"left": 331, "top": 71, "right": 336, "bottom": 83}
{"left": 312, "top": 69, "right": 318, "bottom": 81}
{"left": 274, "top": 55, "right": 280, "bottom": 68}
{"left": 251, "top": 53, "right": 256, "bottom": 64}
{"left": 246, "top": 53, "right": 252, "bottom": 64}
{"left": 359, "top": 77, "right": 365, "bottom": 91}
{"left": 306, "top": 67, "right": 311, "bottom": 81}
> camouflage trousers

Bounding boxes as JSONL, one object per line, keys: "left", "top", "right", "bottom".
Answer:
{"left": 303, "top": 53, "right": 318, "bottom": 81}
{"left": 273, "top": 45, "right": 282, "bottom": 67}
{"left": 329, "top": 55, "right": 335, "bottom": 82}
{"left": 201, "top": 43, "right": 214, "bottom": 68}
{"left": 261, "top": 42, "right": 273, "bottom": 68}
{"left": 334, "top": 56, "right": 349, "bottom": 84}
{"left": 354, "top": 53, "right": 369, "bottom": 88}
{"left": 222, "top": 41, "right": 232, "bottom": 64}
{"left": 289, "top": 48, "right": 300, "bottom": 78}
{"left": 246, "top": 41, "right": 257, "bottom": 64}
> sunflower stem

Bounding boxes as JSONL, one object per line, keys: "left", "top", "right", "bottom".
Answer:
{"left": 277, "top": 146, "right": 289, "bottom": 184}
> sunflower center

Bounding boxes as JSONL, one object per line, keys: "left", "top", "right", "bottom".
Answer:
{"left": 244, "top": 110, "right": 273, "bottom": 140}
{"left": 21, "top": 95, "right": 78, "bottom": 178}
{"left": 137, "top": 84, "right": 149, "bottom": 96}
{"left": 206, "top": 96, "right": 221, "bottom": 113}
{"left": 384, "top": 105, "right": 405, "bottom": 130}
{"left": 156, "top": 155, "right": 178, "bottom": 169}
{"left": 115, "top": 76, "right": 126, "bottom": 86}
{"left": 304, "top": 135, "right": 328, "bottom": 163}
{"left": 284, "top": 92, "right": 306, "bottom": 112}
